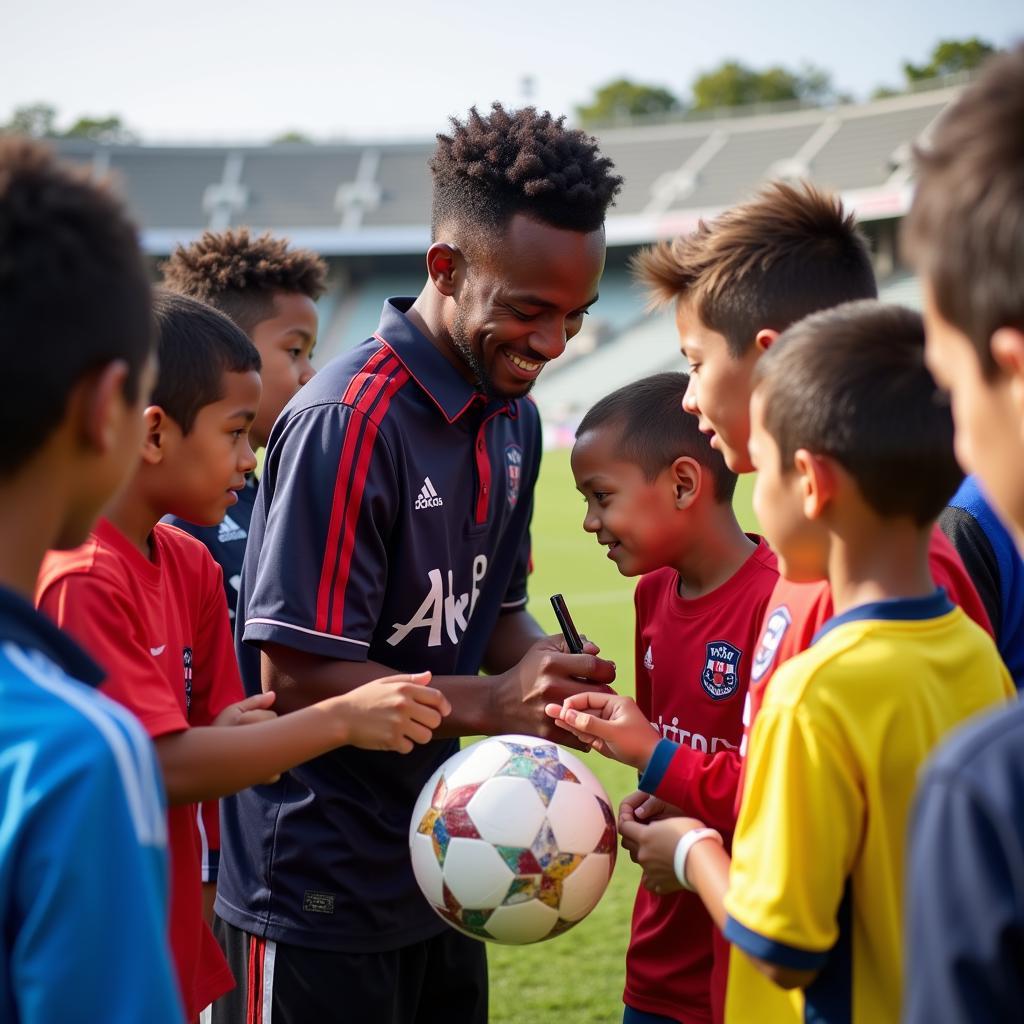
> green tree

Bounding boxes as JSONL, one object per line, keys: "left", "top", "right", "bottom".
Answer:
{"left": 576, "top": 78, "right": 681, "bottom": 126}
{"left": 904, "top": 38, "right": 997, "bottom": 81}
{"left": 271, "top": 130, "right": 312, "bottom": 144}
{"left": 2, "top": 102, "right": 58, "bottom": 137}
{"left": 690, "top": 61, "right": 836, "bottom": 111}
{"left": 64, "top": 115, "right": 136, "bottom": 144}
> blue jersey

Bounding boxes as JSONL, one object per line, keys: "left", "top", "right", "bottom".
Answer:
{"left": 216, "top": 298, "right": 541, "bottom": 952}
{"left": 165, "top": 475, "right": 257, "bottom": 621}
{"left": 0, "top": 585, "right": 182, "bottom": 1024}
{"left": 906, "top": 700, "right": 1024, "bottom": 1023}
{"left": 940, "top": 475, "right": 1024, "bottom": 687}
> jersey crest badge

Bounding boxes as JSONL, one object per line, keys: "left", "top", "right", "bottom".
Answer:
{"left": 751, "top": 605, "right": 793, "bottom": 683}
{"left": 643, "top": 644, "right": 654, "bottom": 670}
{"left": 183, "top": 646, "right": 193, "bottom": 715}
{"left": 505, "top": 445, "right": 523, "bottom": 508}
{"left": 701, "top": 640, "right": 741, "bottom": 700}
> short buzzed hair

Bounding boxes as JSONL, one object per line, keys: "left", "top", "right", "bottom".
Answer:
{"left": 632, "top": 181, "right": 877, "bottom": 356}
{"left": 162, "top": 229, "right": 327, "bottom": 335}
{"left": 754, "top": 301, "right": 962, "bottom": 525}
{"left": 576, "top": 372, "right": 737, "bottom": 503}
{"left": 902, "top": 46, "right": 1024, "bottom": 378}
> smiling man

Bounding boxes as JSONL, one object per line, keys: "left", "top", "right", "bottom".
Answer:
{"left": 213, "top": 103, "right": 622, "bottom": 1024}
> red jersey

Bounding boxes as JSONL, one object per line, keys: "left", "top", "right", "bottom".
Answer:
{"left": 626, "top": 538, "right": 778, "bottom": 1024}
{"left": 37, "top": 518, "right": 242, "bottom": 1018}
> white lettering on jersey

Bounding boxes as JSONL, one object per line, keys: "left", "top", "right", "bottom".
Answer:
{"left": 414, "top": 476, "right": 444, "bottom": 510}
{"left": 387, "top": 555, "right": 488, "bottom": 648}
{"left": 649, "top": 713, "right": 737, "bottom": 754}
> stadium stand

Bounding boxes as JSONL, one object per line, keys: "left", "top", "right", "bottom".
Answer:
{"left": 52, "top": 84, "right": 955, "bottom": 435}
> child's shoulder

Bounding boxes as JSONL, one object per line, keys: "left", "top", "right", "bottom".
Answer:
{"left": 37, "top": 531, "right": 115, "bottom": 594}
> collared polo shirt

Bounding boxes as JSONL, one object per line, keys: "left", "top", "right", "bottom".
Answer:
{"left": 216, "top": 297, "right": 541, "bottom": 952}
{"left": 1, "top": 584, "right": 181, "bottom": 1023}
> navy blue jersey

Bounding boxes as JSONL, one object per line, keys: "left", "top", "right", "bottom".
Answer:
{"left": 216, "top": 298, "right": 541, "bottom": 952}
{"left": 164, "top": 475, "right": 258, "bottom": 621}
{"left": 940, "top": 474, "right": 1024, "bottom": 688}
{"left": 905, "top": 701, "right": 1024, "bottom": 1023}
{"left": 0, "top": 585, "right": 182, "bottom": 1023}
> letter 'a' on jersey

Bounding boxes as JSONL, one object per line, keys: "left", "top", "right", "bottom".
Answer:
{"left": 722, "top": 592, "right": 1013, "bottom": 1024}
{"left": 216, "top": 298, "right": 541, "bottom": 953}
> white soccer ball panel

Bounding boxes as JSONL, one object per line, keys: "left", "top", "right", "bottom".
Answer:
{"left": 467, "top": 776, "right": 546, "bottom": 847}
{"left": 485, "top": 899, "right": 560, "bottom": 944}
{"left": 558, "top": 853, "right": 613, "bottom": 921}
{"left": 446, "top": 738, "right": 513, "bottom": 790}
{"left": 547, "top": 781, "right": 608, "bottom": 853}
{"left": 557, "top": 745, "right": 609, "bottom": 798}
{"left": 409, "top": 832, "right": 445, "bottom": 907}
{"left": 442, "top": 838, "right": 514, "bottom": 909}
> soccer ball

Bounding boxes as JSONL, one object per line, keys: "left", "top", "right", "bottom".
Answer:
{"left": 409, "top": 734, "right": 617, "bottom": 944}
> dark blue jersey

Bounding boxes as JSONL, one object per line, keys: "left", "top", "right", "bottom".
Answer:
{"left": 940, "top": 475, "right": 1024, "bottom": 688}
{"left": 906, "top": 701, "right": 1024, "bottom": 1023}
{"left": 216, "top": 298, "right": 541, "bottom": 952}
{"left": 164, "top": 476, "right": 258, "bottom": 622}
{"left": 0, "top": 586, "right": 182, "bottom": 1023}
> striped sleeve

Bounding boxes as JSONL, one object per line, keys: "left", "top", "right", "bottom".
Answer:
{"left": 244, "top": 355, "right": 407, "bottom": 661}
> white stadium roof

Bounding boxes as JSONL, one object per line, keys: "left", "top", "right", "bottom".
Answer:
{"left": 53, "top": 86, "right": 959, "bottom": 256}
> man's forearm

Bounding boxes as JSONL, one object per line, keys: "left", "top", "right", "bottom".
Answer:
{"left": 482, "top": 610, "right": 547, "bottom": 674}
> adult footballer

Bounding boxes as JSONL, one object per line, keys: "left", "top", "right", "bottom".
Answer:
{"left": 213, "top": 103, "right": 623, "bottom": 1023}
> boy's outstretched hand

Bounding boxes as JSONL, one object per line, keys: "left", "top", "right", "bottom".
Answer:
{"left": 544, "top": 691, "right": 660, "bottom": 771}
{"left": 213, "top": 690, "right": 278, "bottom": 727}
{"left": 339, "top": 671, "right": 451, "bottom": 753}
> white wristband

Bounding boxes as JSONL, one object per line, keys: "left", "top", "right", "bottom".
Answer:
{"left": 672, "top": 828, "right": 723, "bottom": 891}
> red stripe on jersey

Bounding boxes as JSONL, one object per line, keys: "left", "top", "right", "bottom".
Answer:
{"left": 315, "top": 354, "right": 400, "bottom": 633}
{"left": 254, "top": 937, "right": 265, "bottom": 1024}
{"left": 326, "top": 367, "right": 409, "bottom": 636}
{"left": 341, "top": 345, "right": 392, "bottom": 406}
{"left": 246, "top": 933, "right": 257, "bottom": 1024}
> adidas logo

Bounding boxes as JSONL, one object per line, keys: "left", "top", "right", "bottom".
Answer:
{"left": 644, "top": 644, "right": 654, "bottom": 671}
{"left": 218, "top": 514, "right": 247, "bottom": 543}
{"left": 414, "top": 477, "right": 444, "bottom": 510}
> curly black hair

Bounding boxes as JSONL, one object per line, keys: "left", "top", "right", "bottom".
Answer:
{"left": 161, "top": 229, "right": 327, "bottom": 334}
{"left": 430, "top": 103, "right": 622, "bottom": 240}
{"left": 0, "top": 137, "right": 152, "bottom": 478}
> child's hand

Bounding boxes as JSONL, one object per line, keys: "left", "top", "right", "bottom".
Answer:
{"left": 618, "top": 815, "right": 707, "bottom": 895}
{"left": 338, "top": 672, "right": 450, "bottom": 753}
{"left": 544, "top": 691, "right": 659, "bottom": 771}
{"left": 619, "top": 791, "right": 682, "bottom": 862}
{"left": 213, "top": 691, "right": 278, "bottom": 728}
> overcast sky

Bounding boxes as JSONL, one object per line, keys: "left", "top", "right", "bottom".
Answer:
{"left": 3, "top": 0, "right": 1020, "bottom": 142}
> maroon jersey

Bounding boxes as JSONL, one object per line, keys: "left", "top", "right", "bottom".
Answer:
{"left": 626, "top": 538, "right": 778, "bottom": 1024}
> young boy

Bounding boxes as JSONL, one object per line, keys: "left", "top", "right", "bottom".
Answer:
{"left": 899, "top": 46, "right": 1024, "bottom": 1022}
{"left": 161, "top": 229, "right": 326, "bottom": 619}
{"left": 36, "top": 291, "right": 449, "bottom": 1020}
{"left": 626, "top": 182, "right": 992, "bottom": 823}
{"left": 0, "top": 139, "right": 182, "bottom": 1021}
{"left": 559, "top": 303, "right": 1014, "bottom": 1023}
{"left": 568, "top": 373, "right": 779, "bottom": 1024}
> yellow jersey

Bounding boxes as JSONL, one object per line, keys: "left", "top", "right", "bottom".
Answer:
{"left": 722, "top": 592, "right": 1014, "bottom": 1024}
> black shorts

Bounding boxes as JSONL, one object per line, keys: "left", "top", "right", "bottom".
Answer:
{"left": 210, "top": 917, "right": 488, "bottom": 1024}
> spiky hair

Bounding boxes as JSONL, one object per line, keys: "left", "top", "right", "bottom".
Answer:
{"left": 161, "top": 229, "right": 327, "bottom": 333}
{"left": 430, "top": 103, "right": 622, "bottom": 239}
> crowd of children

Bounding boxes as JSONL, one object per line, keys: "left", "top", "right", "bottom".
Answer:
{"left": 2, "top": 45, "right": 1023, "bottom": 1024}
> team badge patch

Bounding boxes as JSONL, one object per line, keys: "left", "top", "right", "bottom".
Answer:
{"left": 701, "top": 641, "right": 741, "bottom": 700}
{"left": 183, "top": 646, "right": 193, "bottom": 715}
{"left": 751, "top": 605, "right": 793, "bottom": 683}
{"left": 505, "top": 444, "right": 523, "bottom": 508}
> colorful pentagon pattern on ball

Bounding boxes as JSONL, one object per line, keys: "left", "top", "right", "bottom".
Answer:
{"left": 409, "top": 735, "right": 617, "bottom": 944}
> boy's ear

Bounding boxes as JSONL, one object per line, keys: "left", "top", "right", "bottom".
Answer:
{"left": 754, "top": 328, "right": 780, "bottom": 353}
{"left": 426, "top": 242, "right": 460, "bottom": 297}
{"left": 793, "top": 448, "right": 836, "bottom": 520}
{"left": 991, "top": 328, "right": 1024, "bottom": 423}
{"left": 669, "top": 456, "right": 701, "bottom": 510}
{"left": 141, "top": 405, "right": 171, "bottom": 466}
{"left": 80, "top": 360, "right": 131, "bottom": 455}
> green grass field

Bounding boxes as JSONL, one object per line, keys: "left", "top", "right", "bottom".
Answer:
{"left": 484, "top": 448, "right": 757, "bottom": 1023}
